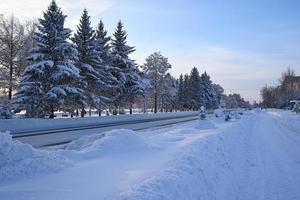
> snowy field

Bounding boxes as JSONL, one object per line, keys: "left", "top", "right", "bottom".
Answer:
{"left": 1, "top": 109, "right": 300, "bottom": 200}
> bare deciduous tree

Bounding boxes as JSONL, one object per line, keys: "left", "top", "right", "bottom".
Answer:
{"left": 0, "top": 15, "right": 36, "bottom": 101}
{"left": 0, "top": 15, "right": 25, "bottom": 100}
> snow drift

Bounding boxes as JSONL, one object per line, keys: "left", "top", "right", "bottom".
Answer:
{"left": 66, "top": 129, "right": 153, "bottom": 155}
{"left": 0, "top": 132, "right": 71, "bottom": 181}
{"left": 115, "top": 116, "right": 254, "bottom": 200}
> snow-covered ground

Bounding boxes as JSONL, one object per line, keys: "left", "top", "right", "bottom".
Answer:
{"left": 1, "top": 109, "right": 300, "bottom": 200}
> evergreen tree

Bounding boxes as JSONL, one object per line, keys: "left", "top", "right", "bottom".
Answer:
{"left": 95, "top": 20, "right": 112, "bottom": 65}
{"left": 189, "top": 67, "right": 203, "bottom": 110}
{"left": 13, "top": 0, "right": 84, "bottom": 118}
{"left": 201, "top": 72, "right": 218, "bottom": 109}
{"left": 123, "top": 65, "right": 146, "bottom": 114}
{"left": 182, "top": 74, "right": 190, "bottom": 109}
{"left": 93, "top": 20, "right": 118, "bottom": 115}
{"left": 111, "top": 21, "right": 141, "bottom": 114}
{"left": 160, "top": 73, "right": 178, "bottom": 112}
{"left": 176, "top": 74, "right": 185, "bottom": 110}
{"left": 72, "top": 9, "right": 100, "bottom": 117}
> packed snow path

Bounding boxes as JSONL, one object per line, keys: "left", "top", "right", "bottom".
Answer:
{"left": 0, "top": 109, "right": 300, "bottom": 200}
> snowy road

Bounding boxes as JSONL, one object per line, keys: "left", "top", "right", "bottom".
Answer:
{"left": 1, "top": 109, "right": 300, "bottom": 200}
{"left": 246, "top": 111, "right": 300, "bottom": 200}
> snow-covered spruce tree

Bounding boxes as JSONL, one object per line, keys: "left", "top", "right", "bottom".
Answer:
{"left": 93, "top": 20, "right": 119, "bottom": 116}
{"left": 111, "top": 21, "right": 142, "bottom": 114}
{"left": 72, "top": 9, "right": 101, "bottom": 117}
{"left": 182, "top": 74, "right": 190, "bottom": 110}
{"left": 176, "top": 74, "right": 185, "bottom": 110}
{"left": 123, "top": 65, "right": 147, "bottom": 114}
{"left": 95, "top": 20, "right": 112, "bottom": 66}
{"left": 13, "top": 0, "right": 84, "bottom": 118}
{"left": 142, "top": 52, "right": 172, "bottom": 113}
{"left": 159, "top": 73, "right": 178, "bottom": 112}
{"left": 201, "top": 72, "right": 218, "bottom": 109}
{"left": 188, "top": 67, "right": 203, "bottom": 110}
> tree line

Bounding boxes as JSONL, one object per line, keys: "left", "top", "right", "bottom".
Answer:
{"left": 260, "top": 67, "right": 300, "bottom": 108}
{"left": 0, "top": 0, "right": 249, "bottom": 119}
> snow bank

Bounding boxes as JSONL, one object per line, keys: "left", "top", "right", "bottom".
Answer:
{"left": 115, "top": 115, "right": 254, "bottom": 200}
{"left": 66, "top": 129, "right": 152, "bottom": 155}
{"left": 268, "top": 109, "right": 300, "bottom": 133}
{"left": 0, "top": 132, "right": 71, "bottom": 181}
{"left": 214, "top": 108, "right": 225, "bottom": 117}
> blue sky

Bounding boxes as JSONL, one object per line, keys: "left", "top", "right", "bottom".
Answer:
{"left": 1, "top": 0, "right": 300, "bottom": 102}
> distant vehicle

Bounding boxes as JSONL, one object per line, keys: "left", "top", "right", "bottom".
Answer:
{"left": 290, "top": 100, "right": 300, "bottom": 114}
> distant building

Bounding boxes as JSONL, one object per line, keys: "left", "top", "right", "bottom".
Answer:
{"left": 291, "top": 76, "right": 300, "bottom": 89}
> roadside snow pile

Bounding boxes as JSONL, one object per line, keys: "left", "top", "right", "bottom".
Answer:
{"left": 192, "top": 120, "right": 216, "bottom": 130}
{"left": 0, "top": 132, "right": 71, "bottom": 181}
{"left": 115, "top": 116, "right": 254, "bottom": 200}
{"left": 66, "top": 133, "right": 106, "bottom": 151}
{"left": 214, "top": 108, "right": 225, "bottom": 117}
{"left": 268, "top": 110, "right": 300, "bottom": 133}
{"left": 66, "top": 129, "right": 152, "bottom": 155}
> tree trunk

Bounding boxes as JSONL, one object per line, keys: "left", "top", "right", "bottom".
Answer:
{"left": 113, "top": 108, "right": 117, "bottom": 115}
{"left": 129, "top": 103, "right": 133, "bottom": 115}
{"left": 154, "top": 92, "right": 158, "bottom": 113}
{"left": 81, "top": 107, "right": 85, "bottom": 118}
{"left": 49, "top": 105, "right": 54, "bottom": 119}
{"left": 8, "top": 37, "right": 13, "bottom": 101}
{"left": 76, "top": 109, "right": 79, "bottom": 117}
{"left": 8, "top": 65, "right": 13, "bottom": 101}
{"left": 143, "top": 95, "right": 147, "bottom": 114}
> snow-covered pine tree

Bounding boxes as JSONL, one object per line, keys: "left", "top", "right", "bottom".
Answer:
{"left": 72, "top": 9, "right": 100, "bottom": 117}
{"left": 159, "top": 73, "right": 178, "bottom": 112}
{"left": 176, "top": 74, "right": 185, "bottom": 110}
{"left": 93, "top": 20, "right": 119, "bottom": 115}
{"left": 123, "top": 65, "right": 147, "bottom": 114}
{"left": 182, "top": 74, "right": 190, "bottom": 110}
{"left": 111, "top": 21, "right": 141, "bottom": 114}
{"left": 13, "top": 0, "right": 84, "bottom": 118}
{"left": 201, "top": 72, "right": 218, "bottom": 109}
{"left": 189, "top": 67, "right": 203, "bottom": 110}
{"left": 95, "top": 20, "right": 112, "bottom": 66}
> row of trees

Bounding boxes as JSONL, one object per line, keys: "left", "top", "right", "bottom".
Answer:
{"left": 177, "top": 68, "right": 220, "bottom": 110}
{"left": 0, "top": 0, "right": 249, "bottom": 118}
{"left": 12, "top": 1, "right": 147, "bottom": 118}
{"left": 260, "top": 68, "right": 300, "bottom": 108}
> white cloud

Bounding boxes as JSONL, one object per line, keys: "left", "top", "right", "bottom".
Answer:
{"left": 0, "top": 0, "right": 113, "bottom": 29}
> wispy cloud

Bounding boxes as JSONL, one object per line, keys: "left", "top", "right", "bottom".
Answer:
{"left": 0, "top": 0, "right": 114, "bottom": 29}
